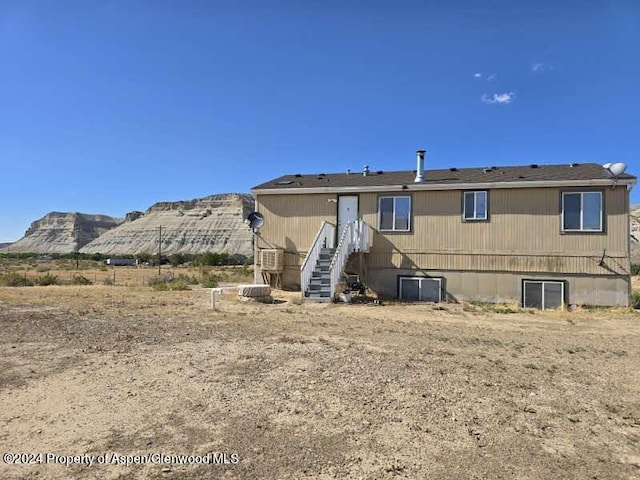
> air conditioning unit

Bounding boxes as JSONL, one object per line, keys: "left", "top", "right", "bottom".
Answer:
{"left": 260, "top": 249, "right": 284, "bottom": 272}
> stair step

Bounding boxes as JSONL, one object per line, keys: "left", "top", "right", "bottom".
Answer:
{"left": 308, "top": 285, "right": 331, "bottom": 293}
{"left": 309, "top": 278, "right": 330, "bottom": 285}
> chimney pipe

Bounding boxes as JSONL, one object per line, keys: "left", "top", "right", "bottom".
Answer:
{"left": 414, "top": 150, "right": 426, "bottom": 183}
{"left": 363, "top": 165, "right": 370, "bottom": 176}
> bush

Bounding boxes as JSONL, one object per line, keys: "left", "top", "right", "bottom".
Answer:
{"left": 632, "top": 264, "right": 640, "bottom": 276}
{"left": 631, "top": 291, "right": 640, "bottom": 309}
{"left": 148, "top": 273, "right": 193, "bottom": 291}
{"left": 71, "top": 274, "right": 93, "bottom": 285}
{"left": 199, "top": 271, "right": 222, "bottom": 288}
{"left": 35, "top": 273, "right": 59, "bottom": 286}
{"left": 1, "top": 272, "right": 34, "bottom": 287}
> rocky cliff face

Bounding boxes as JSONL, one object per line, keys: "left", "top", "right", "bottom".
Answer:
{"left": 4, "top": 213, "right": 121, "bottom": 254}
{"left": 80, "top": 193, "right": 254, "bottom": 256}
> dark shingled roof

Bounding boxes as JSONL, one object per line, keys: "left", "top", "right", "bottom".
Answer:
{"left": 252, "top": 163, "right": 636, "bottom": 191}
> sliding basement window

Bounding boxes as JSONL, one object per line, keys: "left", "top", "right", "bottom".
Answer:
{"left": 398, "top": 277, "right": 442, "bottom": 302}
{"left": 522, "top": 280, "right": 565, "bottom": 310}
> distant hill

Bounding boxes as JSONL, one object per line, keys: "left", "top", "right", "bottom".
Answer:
{"left": 0, "top": 242, "right": 13, "bottom": 250}
{"left": 80, "top": 193, "right": 254, "bottom": 256}
{"left": 2, "top": 213, "right": 121, "bottom": 254}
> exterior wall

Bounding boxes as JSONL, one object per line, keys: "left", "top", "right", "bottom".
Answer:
{"left": 366, "top": 269, "right": 630, "bottom": 307}
{"left": 255, "top": 185, "right": 631, "bottom": 304}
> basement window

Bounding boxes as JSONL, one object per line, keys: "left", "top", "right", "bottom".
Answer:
{"left": 463, "top": 191, "right": 488, "bottom": 221}
{"left": 523, "top": 280, "right": 565, "bottom": 310}
{"left": 561, "top": 191, "right": 602, "bottom": 232}
{"left": 399, "top": 277, "right": 442, "bottom": 302}
{"left": 378, "top": 196, "right": 411, "bottom": 232}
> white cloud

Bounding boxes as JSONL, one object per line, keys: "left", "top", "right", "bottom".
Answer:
{"left": 474, "top": 72, "right": 497, "bottom": 81}
{"left": 481, "top": 92, "right": 515, "bottom": 104}
{"left": 531, "top": 62, "right": 553, "bottom": 73}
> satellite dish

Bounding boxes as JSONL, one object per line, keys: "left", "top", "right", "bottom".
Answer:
{"left": 245, "top": 212, "right": 264, "bottom": 230}
{"left": 603, "top": 162, "right": 627, "bottom": 178}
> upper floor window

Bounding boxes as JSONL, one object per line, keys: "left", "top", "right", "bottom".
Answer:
{"left": 562, "top": 191, "right": 603, "bottom": 232}
{"left": 463, "top": 191, "right": 488, "bottom": 221}
{"left": 379, "top": 196, "right": 411, "bottom": 232}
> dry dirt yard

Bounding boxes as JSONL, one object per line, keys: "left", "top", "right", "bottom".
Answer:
{"left": 0, "top": 285, "right": 639, "bottom": 480}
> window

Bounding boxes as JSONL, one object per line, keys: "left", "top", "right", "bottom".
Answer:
{"left": 378, "top": 196, "right": 411, "bottom": 232}
{"left": 463, "top": 191, "right": 488, "bottom": 220}
{"left": 562, "top": 191, "right": 603, "bottom": 232}
{"left": 399, "top": 277, "right": 442, "bottom": 302}
{"left": 523, "top": 280, "right": 565, "bottom": 310}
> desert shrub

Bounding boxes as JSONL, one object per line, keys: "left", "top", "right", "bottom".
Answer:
{"left": 631, "top": 291, "right": 640, "bottom": 309}
{"left": 103, "top": 276, "right": 115, "bottom": 286}
{"left": 176, "top": 273, "right": 198, "bottom": 285}
{"left": 35, "top": 273, "right": 59, "bottom": 286}
{"left": 200, "top": 271, "right": 222, "bottom": 288}
{"left": 1, "top": 272, "right": 34, "bottom": 287}
{"left": 71, "top": 274, "right": 93, "bottom": 285}
{"left": 148, "top": 272, "right": 192, "bottom": 291}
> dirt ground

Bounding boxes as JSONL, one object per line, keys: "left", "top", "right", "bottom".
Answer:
{"left": 0, "top": 283, "right": 639, "bottom": 479}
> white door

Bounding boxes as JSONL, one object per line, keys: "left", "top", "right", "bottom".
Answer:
{"left": 338, "top": 195, "right": 359, "bottom": 242}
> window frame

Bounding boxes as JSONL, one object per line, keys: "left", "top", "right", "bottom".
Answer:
{"left": 462, "top": 190, "right": 489, "bottom": 222}
{"left": 378, "top": 195, "right": 412, "bottom": 233}
{"left": 398, "top": 276, "right": 443, "bottom": 302}
{"left": 560, "top": 190, "right": 604, "bottom": 233}
{"left": 522, "top": 280, "right": 565, "bottom": 310}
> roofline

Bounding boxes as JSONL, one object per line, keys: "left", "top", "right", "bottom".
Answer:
{"left": 252, "top": 178, "right": 637, "bottom": 195}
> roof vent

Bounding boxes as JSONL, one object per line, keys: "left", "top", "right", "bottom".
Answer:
{"left": 275, "top": 180, "right": 293, "bottom": 186}
{"left": 530, "top": 164, "right": 539, "bottom": 168}
{"left": 346, "top": 169, "right": 351, "bottom": 175}
{"left": 450, "top": 167, "right": 458, "bottom": 172}
{"left": 363, "top": 165, "right": 370, "bottom": 176}
{"left": 414, "top": 150, "right": 426, "bottom": 183}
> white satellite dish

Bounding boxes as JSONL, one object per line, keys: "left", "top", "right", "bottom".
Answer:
{"left": 603, "top": 162, "right": 627, "bottom": 178}
{"left": 245, "top": 212, "right": 264, "bottom": 230}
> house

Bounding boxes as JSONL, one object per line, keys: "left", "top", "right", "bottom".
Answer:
{"left": 250, "top": 151, "right": 636, "bottom": 308}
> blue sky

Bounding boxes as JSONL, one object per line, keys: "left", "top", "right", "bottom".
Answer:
{"left": 1, "top": 0, "right": 638, "bottom": 242}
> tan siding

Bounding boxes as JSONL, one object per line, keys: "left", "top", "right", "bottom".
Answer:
{"left": 256, "top": 185, "right": 630, "bottom": 276}
{"left": 361, "top": 186, "right": 629, "bottom": 263}
{"left": 365, "top": 252, "right": 628, "bottom": 275}
{"left": 255, "top": 193, "right": 335, "bottom": 253}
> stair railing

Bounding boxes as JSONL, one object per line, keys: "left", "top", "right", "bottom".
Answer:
{"left": 329, "top": 220, "right": 373, "bottom": 300}
{"left": 300, "top": 221, "right": 335, "bottom": 296}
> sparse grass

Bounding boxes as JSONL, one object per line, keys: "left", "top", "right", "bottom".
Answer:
{"left": 466, "top": 300, "right": 520, "bottom": 314}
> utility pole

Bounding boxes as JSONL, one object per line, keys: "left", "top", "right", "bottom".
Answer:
{"left": 157, "top": 225, "right": 162, "bottom": 275}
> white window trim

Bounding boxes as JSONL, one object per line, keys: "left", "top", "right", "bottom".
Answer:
{"left": 463, "top": 191, "right": 488, "bottom": 220}
{"left": 561, "top": 191, "right": 603, "bottom": 232}
{"left": 378, "top": 195, "right": 411, "bottom": 232}
{"left": 523, "top": 280, "right": 565, "bottom": 310}
{"left": 399, "top": 277, "right": 442, "bottom": 302}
